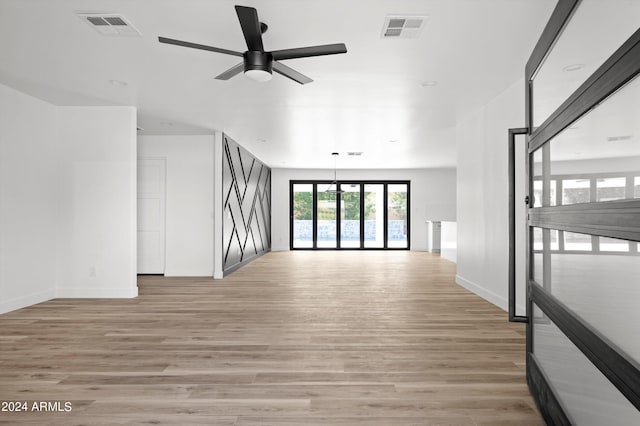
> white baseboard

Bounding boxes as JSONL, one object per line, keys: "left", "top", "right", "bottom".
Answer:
{"left": 441, "top": 248, "right": 457, "bottom": 263}
{"left": 455, "top": 274, "right": 508, "bottom": 312}
{"left": 56, "top": 287, "right": 138, "bottom": 298}
{"left": 0, "top": 289, "right": 55, "bottom": 315}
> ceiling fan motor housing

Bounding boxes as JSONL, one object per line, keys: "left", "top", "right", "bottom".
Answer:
{"left": 244, "top": 51, "right": 273, "bottom": 73}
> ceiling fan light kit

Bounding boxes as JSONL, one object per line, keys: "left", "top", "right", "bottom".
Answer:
{"left": 158, "top": 5, "right": 347, "bottom": 85}
{"left": 243, "top": 51, "right": 273, "bottom": 82}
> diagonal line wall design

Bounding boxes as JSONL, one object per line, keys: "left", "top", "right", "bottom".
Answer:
{"left": 222, "top": 134, "right": 271, "bottom": 272}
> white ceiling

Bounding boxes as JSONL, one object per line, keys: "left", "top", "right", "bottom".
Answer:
{"left": 0, "top": 0, "right": 555, "bottom": 169}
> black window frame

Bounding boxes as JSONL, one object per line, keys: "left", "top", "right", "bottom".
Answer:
{"left": 289, "top": 180, "right": 411, "bottom": 251}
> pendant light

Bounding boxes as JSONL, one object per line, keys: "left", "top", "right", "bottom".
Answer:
{"left": 326, "top": 152, "right": 344, "bottom": 194}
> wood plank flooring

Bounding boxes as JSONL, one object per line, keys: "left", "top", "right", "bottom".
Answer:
{"left": 0, "top": 251, "right": 543, "bottom": 425}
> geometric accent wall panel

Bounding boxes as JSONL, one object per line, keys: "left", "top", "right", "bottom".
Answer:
{"left": 222, "top": 134, "right": 271, "bottom": 272}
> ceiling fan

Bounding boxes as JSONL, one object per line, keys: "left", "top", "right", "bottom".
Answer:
{"left": 158, "top": 5, "right": 347, "bottom": 84}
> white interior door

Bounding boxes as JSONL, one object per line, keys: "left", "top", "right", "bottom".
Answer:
{"left": 137, "top": 158, "right": 166, "bottom": 274}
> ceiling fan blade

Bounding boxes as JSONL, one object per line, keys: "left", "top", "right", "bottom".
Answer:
{"left": 272, "top": 61, "right": 313, "bottom": 85}
{"left": 158, "top": 37, "right": 243, "bottom": 57}
{"left": 215, "top": 62, "right": 245, "bottom": 80}
{"left": 271, "top": 43, "right": 347, "bottom": 61}
{"left": 235, "top": 6, "right": 264, "bottom": 52}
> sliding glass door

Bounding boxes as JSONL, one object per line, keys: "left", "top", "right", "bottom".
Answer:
{"left": 364, "top": 184, "right": 384, "bottom": 248}
{"left": 387, "top": 184, "right": 408, "bottom": 248}
{"left": 340, "top": 184, "right": 361, "bottom": 248}
{"left": 291, "top": 183, "right": 313, "bottom": 248}
{"left": 317, "top": 186, "right": 337, "bottom": 248}
{"left": 290, "top": 181, "right": 410, "bottom": 250}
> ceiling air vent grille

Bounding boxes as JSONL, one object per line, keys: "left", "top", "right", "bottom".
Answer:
{"left": 606, "top": 135, "right": 633, "bottom": 142}
{"left": 381, "top": 15, "right": 428, "bottom": 39}
{"left": 77, "top": 12, "right": 141, "bottom": 37}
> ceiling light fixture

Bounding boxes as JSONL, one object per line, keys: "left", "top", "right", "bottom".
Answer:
{"left": 244, "top": 51, "right": 273, "bottom": 82}
{"left": 245, "top": 69, "right": 272, "bottom": 82}
{"left": 326, "top": 152, "right": 344, "bottom": 194}
{"left": 109, "top": 79, "right": 128, "bottom": 87}
{"left": 563, "top": 64, "right": 585, "bottom": 72}
{"left": 388, "top": 139, "right": 398, "bottom": 143}
{"left": 420, "top": 80, "right": 438, "bottom": 87}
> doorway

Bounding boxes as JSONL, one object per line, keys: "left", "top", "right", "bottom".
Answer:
{"left": 137, "top": 158, "right": 166, "bottom": 274}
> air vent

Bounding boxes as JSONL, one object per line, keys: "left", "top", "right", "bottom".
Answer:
{"left": 381, "top": 15, "right": 428, "bottom": 38}
{"left": 606, "top": 135, "right": 633, "bottom": 142}
{"left": 77, "top": 12, "right": 141, "bottom": 37}
{"left": 347, "top": 152, "right": 363, "bottom": 156}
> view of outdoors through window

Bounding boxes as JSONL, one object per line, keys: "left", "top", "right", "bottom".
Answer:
{"left": 292, "top": 181, "right": 409, "bottom": 249}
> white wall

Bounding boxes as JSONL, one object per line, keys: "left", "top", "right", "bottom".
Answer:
{"left": 441, "top": 221, "right": 457, "bottom": 263}
{"left": 271, "top": 168, "right": 456, "bottom": 251}
{"left": 455, "top": 79, "right": 524, "bottom": 311}
{"left": 56, "top": 107, "right": 138, "bottom": 298}
{"left": 0, "top": 86, "right": 138, "bottom": 313}
{"left": 138, "top": 135, "right": 214, "bottom": 276}
{"left": 0, "top": 84, "right": 58, "bottom": 313}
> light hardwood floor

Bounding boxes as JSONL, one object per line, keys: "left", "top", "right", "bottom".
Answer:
{"left": 0, "top": 251, "right": 543, "bottom": 425}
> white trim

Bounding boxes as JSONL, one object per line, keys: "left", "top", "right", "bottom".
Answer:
{"left": 130, "top": 110, "right": 139, "bottom": 294}
{"left": 455, "top": 274, "right": 508, "bottom": 312}
{"left": 0, "top": 290, "right": 55, "bottom": 315}
{"left": 56, "top": 287, "right": 138, "bottom": 298}
{"left": 213, "top": 132, "right": 224, "bottom": 279}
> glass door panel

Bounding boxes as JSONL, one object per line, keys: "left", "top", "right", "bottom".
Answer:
{"left": 530, "top": 0, "right": 640, "bottom": 128}
{"left": 317, "top": 184, "right": 337, "bottom": 248}
{"left": 387, "top": 183, "right": 408, "bottom": 248}
{"left": 340, "top": 184, "right": 361, "bottom": 248}
{"left": 364, "top": 184, "right": 384, "bottom": 248}
{"left": 533, "top": 304, "right": 640, "bottom": 426}
{"left": 548, "top": 76, "right": 640, "bottom": 204}
{"left": 292, "top": 183, "right": 313, "bottom": 248}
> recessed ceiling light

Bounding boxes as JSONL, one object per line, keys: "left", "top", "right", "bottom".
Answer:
{"left": 420, "top": 80, "right": 438, "bottom": 87}
{"left": 563, "top": 64, "right": 585, "bottom": 72}
{"left": 109, "top": 79, "right": 128, "bottom": 87}
{"left": 606, "top": 135, "right": 632, "bottom": 142}
{"left": 388, "top": 139, "right": 398, "bottom": 143}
